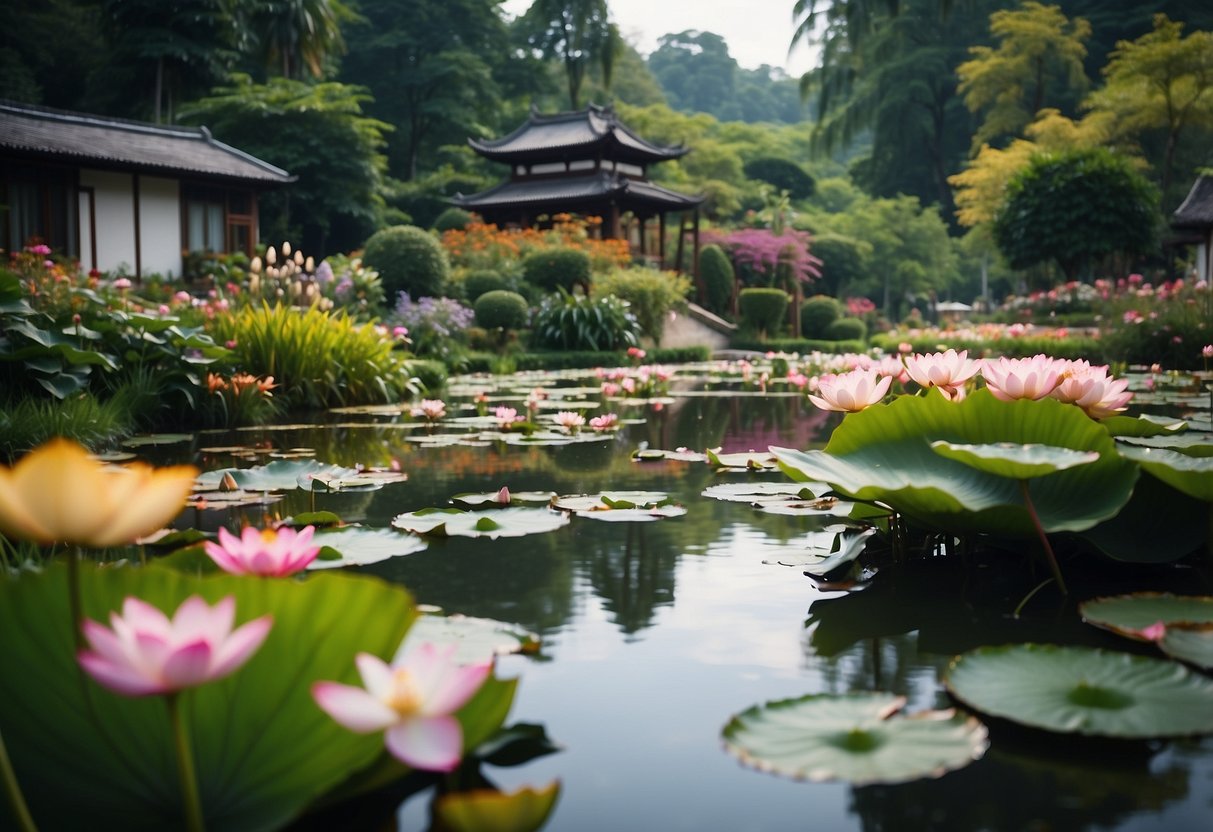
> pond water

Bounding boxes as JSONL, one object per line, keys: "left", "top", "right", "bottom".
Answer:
{"left": 152, "top": 370, "right": 1213, "bottom": 832}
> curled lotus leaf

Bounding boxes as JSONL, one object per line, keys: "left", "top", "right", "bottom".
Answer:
{"left": 944, "top": 644, "right": 1213, "bottom": 738}
{"left": 391, "top": 507, "right": 570, "bottom": 539}
{"left": 1079, "top": 593, "right": 1213, "bottom": 640}
{"left": 930, "top": 442, "right": 1100, "bottom": 480}
{"left": 1117, "top": 446, "right": 1213, "bottom": 501}
{"left": 436, "top": 782, "right": 562, "bottom": 832}
{"left": 1156, "top": 624, "right": 1213, "bottom": 670}
{"left": 772, "top": 390, "right": 1138, "bottom": 536}
{"left": 395, "top": 613, "right": 541, "bottom": 665}
{"left": 799, "top": 528, "right": 879, "bottom": 577}
{"left": 1116, "top": 432, "right": 1213, "bottom": 456}
{"left": 1100, "top": 414, "right": 1188, "bottom": 438}
{"left": 722, "top": 692, "right": 988, "bottom": 785}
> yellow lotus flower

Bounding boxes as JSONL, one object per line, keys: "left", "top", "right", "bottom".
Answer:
{"left": 0, "top": 439, "right": 197, "bottom": 547}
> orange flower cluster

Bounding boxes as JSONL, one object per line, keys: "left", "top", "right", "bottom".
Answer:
{"left": 441, "top": 216, "right": 631, "bottom": 274}
{"left": 206, "top": 372, "right": 276, "bottom": 396}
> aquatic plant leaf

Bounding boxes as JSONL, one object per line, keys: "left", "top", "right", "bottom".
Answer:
{"left": 944, "top": 644, "right": 1213, "bottom": 737}
{"left": 188, "top": 489, "right": 283, "bottom": 509}
{"left": 121, "top": 433, "right": 193, "bottom": 447}
{"left": 701, "top": 482, "right": 828, "bottom": 503}
{"left": 800, "top": 528, "right": 879, "bottom": 577}
{"left": 1078, "top": 470, "right": 1209, "bottom": 562}
{"left": 1100, "top": 414, "right": 1187, "bottom": 438}
{"left": 1157, "top": 625, "right": 1213, "bottom": 670}
{"left": 1117, "top": 432, "right": 1213, "bottom": 456}
{"left": 436, "top": 782, "right": 561, "bottom": 832}
{"left": 706, "top": 448, "right": 780, "bottom": 471}
{"left": 552, "top": 491, "right": 686, "bottom": 521}
{"left": 772, "top": 390, "right": 1137, "bottom": 536}
{"left": 196, "top": 459, "right": 359, "bottom": 492}
{"left": 1117, "top": 446, "right": 1213, "bottom": 501}
{"left": 722, "top": 692, "right": 987, "bottom": 785}
{"left": 633, "top": 448, "right": 710, "bottom": 463}
{"left": 754, "top": 496, "right": 862, "bottom": 518}
{"left": 930, "top": 442, "right": 1099, "bottom": 480}
{"left": 308, "top": 525, "right": 428, "bottom": 569}
{"left": 395, "top": 613, "right": 540, "bottom": 665}
{"left": 0, "top": 562, "right": 414, "bottom": 830}
{"left": 1079, "top": 593, "right": 1213, "bottom": 639}
{"left": 392, "top": 507, "right": 570, "bottom": 538}
{"left": 452, "top": 490, "right": 556, "bottom": 507}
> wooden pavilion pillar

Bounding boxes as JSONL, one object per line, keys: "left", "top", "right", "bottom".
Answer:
{"left": 638, "top": 216, "right": 647, "bottom": 259}
{"left": 607, "top": 201, "right": 622, "bottom": 239}
{"left": 658, "top": 212, "right": 666, "bottom": 266}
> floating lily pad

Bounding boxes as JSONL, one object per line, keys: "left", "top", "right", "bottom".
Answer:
{"left": 943, "top": 644, "right": 1213, "bottom": 737}
{"left": 436, "top": 783, "right": 562, "bottom": 832}
{"left": 300, "top": 468, "right": 407, "bottom": 493}
{"left": 327, "top": 403, "right": 408, "bottom": 416}
{"left": 930, "top": 442, "right": 1100, "bottom": 480}
{"left": 308, "top": 526, "right": 428, "bottom": 569}
{"left": 1079, "top": 593, "right": 1213, "bottom": 640}
{"left": 196, "top": 459, "right": 355, "bottom": 492}
{"left": 91, "top": 450, "right": 137, "bottom": 462}
{"left": 395, "top": 613, "right": 540, "bottom": 665}
{"left": 1157, "top": 625, "right": 1213, "bottom": 670}
{"left": 799, "top": 528, "right": 879, "bottom": 577}
{"left": 188, "top": 490, "right": 283, "bottom": 509}
{"left": 701, "top": 482, "right": 827, "bottom": 503}
{"left": 121, "top": 433, "right": 192, "bottom": 447}
{"left": 706, "top": 448, "right": 780, "bottom": 471}
{"left": 1117, "top": 432, "right": 1213, "bottom": 456}
{"left": 722, "top": 692, "right": 988, "bottom": 785}
{"left": 552, "top": 492, "right": 687, "bottom": 521}
{"left": 1117, "top": 446, "right": 1213, "bottom": 501}
{"left": 633, "top": 448, "right": 709, "bottom": 463}
{"left": 451, "top": 490, "right": 556, "bottom": 507}
{"left": 391, "top": 507, "right": 570, "bottom": 538}
{"left": 753, "top": 496, "right": 863, "bottom": 518}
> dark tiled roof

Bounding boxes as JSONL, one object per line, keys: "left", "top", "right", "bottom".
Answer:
{"left": 452, "top": 170, "right": 701, "bottom": 211}
{"left": 1173, "top": 175, "right": 1213, "bottom": 230}
{"left": 469, "top": 103, "right": 688, "bottom": 164}
{"left": 0, "top": 100, "right": 293, "bottom": 184}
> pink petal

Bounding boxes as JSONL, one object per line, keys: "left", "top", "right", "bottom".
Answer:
{"left": 209, "top": 614, "right": 272, "bottom": 679}
{"left": 312, "top": 681, "right": 399, "bottom": 732}
{"left": 162, "top": 639, "right": 215, "bottom": 689}
{"left": 203, "top": 541, "right": 246, "bottom": 574}
{"left": 385, "top": 715, "right": 463, "bottom": 772}
{"left": 78, "top": 652, "right": 164, "bottom": 696}
{"left": 422, "top": 663, "right": 491, "bottom": 716}
{"left": 356, "top": 653, "right": 394, "bottom": 699}
{"left": 82, "top": 618, "right": 132, "bottom": 666}
{"left": 173, "top": 595, "right": 232, "bottom": 642}
{"left": 121, "top": 597, "right": 170, "bottom": 636}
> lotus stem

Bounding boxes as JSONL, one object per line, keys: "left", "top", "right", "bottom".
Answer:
{"left": 1013, "top": 577, "right": 1055, "bottom": 619}
{"left": 1019, "top": 480, "right": 1067, "bottom": 596}
{"left": 166, "top": 695, "right": 206, "bottom": 832}
{"left": 0, "top": 727, "right": 37, "bottom": 832}
{"left": 67, "top": 548, "right": 83, "bottom": 650}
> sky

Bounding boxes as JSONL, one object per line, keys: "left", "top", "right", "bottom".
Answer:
{"left": 501, "top": 0, "right": 819, "bottom": 77}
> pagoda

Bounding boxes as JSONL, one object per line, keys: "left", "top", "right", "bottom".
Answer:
{"left": 453, "top": 104, "right": 703, "bottom": 271}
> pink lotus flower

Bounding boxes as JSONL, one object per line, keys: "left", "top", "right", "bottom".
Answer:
{"left": 808, "top": 368, "right": 892, "bottom": 412}
{"left": 904, "top": 350, "right": 980, "bottom": 401}
{"left": 411, "top": 399, "right": 446, "bottom": 421}
{"left": 1203, "top": 344, "right": 1213, "bottom": 359}
{"left": 78, "top": 596, "right": 272, "bottom": 696}
{"left": 589, "top": 413, "right": 619, "bottom": 431}
{"left": 312, "top": 645, "right": 491, "bottom": 772}
{"left": 601, "top": 382, "right": 620, "bottom": 397}
{"left": 112, "top": 277, "right": 132, "bottom": 290}
{"left": 493, "top": 406, "right": 521, "bottom": 428}
{"left": 1136, "top": 621, "right": 1167, "bottom": 642}
{"left": 981, "top": 355, "right": 1065, "bottom": 401}
{"left": 204, "top": 525, "right": 320, "bottom": 576}
{"left": 1051, "top": 361, "right": 1133, "bottom": 419}
{"left": 494, "top": 486, "right": 511, "bottom": 504}
{"left": 553, "top": 410, "right": 585, "bottom": 432}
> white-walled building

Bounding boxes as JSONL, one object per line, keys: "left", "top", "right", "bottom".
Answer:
{"left": 0, "top": 100, "right": 293, "bottom": 279}
{"left": 1173, "top": 175, "right": 1213, "bottom": 285}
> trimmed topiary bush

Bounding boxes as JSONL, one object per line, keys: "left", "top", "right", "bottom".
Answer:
{"left": 522, "top": 248, "right": 592, "bottom": 293}
{"left": 431, "top": 207, "right": 474, "bottom": 233}
{"left": 699, "top": 244, "right": 734, "bottom": 316}
{"left": 474, "top": 290, "right": 530, "bottom": 332}
{"left": 738, "top": 288, "right": 790, "bottom": 339}
{"left": 463, "top": 269, "right": 509, "bottom": 302}
{"left": 362, "top": 225, "right": 449, "bottom": 302}
{"left": 800, "top": 294, "right": 843, "bottom": 338}
{"left": 824, "top": 317, "right": 867, "bottom": 342}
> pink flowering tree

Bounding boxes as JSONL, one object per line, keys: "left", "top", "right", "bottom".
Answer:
{"left": 704, "top": 228, "right": 822, "bottom": 335}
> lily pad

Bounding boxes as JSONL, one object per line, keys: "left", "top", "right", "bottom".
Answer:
{"left": 1117, "top": 432, "right": 1213, "bottom": 456}
{"left": 800, "top": 528, "right": 879, "bottom": 577}
{"left": 943, "top": 644, "right": 1213, "bottom": 737}
{"left": 753, "top": 496, "right": 863, "bottom": 518}
{"left": 1079, "top": 593, "right": 1213, "bottom": 640}
{"left": 1100, "top": 414, "right": 1188, "bottom": 438}
{"left": 701, "top": 482, "right": 828, "bottom": 503}
{"left": 1116, "top": 446, "right": 1213, "bottom": 501}
{"left": 395, "top": 613, "right": 540, "bottom": 665}
{"left": 391, "top": 507, "right": 570, "bottom": 538}
{"left": 1156, "top": 625, "right": 1213, "bottom": 670}
{"left": 930, "top": 442, "right": 1099, "bottom": 480}
{"left": 121, "top": 433, "right": 192, "bottom": 447}
{"left": 633, "top": 448, "right": 710, "bottom": 463}
{"left": 435, "top": 783, "right": 561, "bottom": 832}
{"left": 196, "top": 460, "right": 361, "bottom": 493}
{"left": 188, "top": 490, "right": 284, "bottom": 509}
{"left": 722, "top": 692, "right": 987, "bottom": 785}
{"left": 308, "top": 526, "right": 429, "bottom": 569}
{"left": 451, "top": 490, "right": 556, "bottom": 507}
{"left": 706, "top": 448, "right": 780, "bottom": 471}
{"left": 552, "top": 492, "right": 687, "bottom": 521}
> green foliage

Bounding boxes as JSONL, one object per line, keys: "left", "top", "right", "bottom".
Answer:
{"left": 808, "top": 235, "right": 866, "bottom": 298}
{"left": 592, "top": 266, "right": 691, "bottom": 342}
{"left": 210, "top": 303, "right": 410, "bottom": 409}
{"left": 432, "top": 207, "right": 475, "bottom": 233}
{"left": 824, "top": 317, "right": 867, "bottom": 342}
{"left": 1097, "top": 281, "right": 1211, "bottom": 369}
{"left": 993, "top": 148, "right": 1158, "bottom": 279}
{"left": 531, "top": 290, "right": 640, "bottom": 352}
{"left": 404, "top": 358, "right": 448, "bottom": 392}
{"left": 870, "top": 332, "right": 1104, "bottom": 363}
{"left": 799, "top": 295, "right": 843, "bottom": 338}
{"left": 729, "top": 337, "right": 866, "bottom": 355}
{"left": 321, "top": 253, "right": 386, "bottom": 316}
{"left": 362, "top": 225, "right": 450, "bottom": 302}
{"left": 463, "top": 269, "right": 510, "bottom": 302}
{"left": 743, "top": 158, "right": 816, "bottom": 199}
{"left": 698, "top": 244, "right": 735, "bottom": 316}
{"left": 0, "top": 392, "right": 137, "bottom": 461}
{"left": 474, "top": 290, "right": 530, "bottom": 331}
{"left": 504, "top": 346, "right": 707, "bottom": 371}
{"left": 518, "top": 0, "right": 621, "bottom": 109}
{"left": 522, "top": 248, "right": 593, "bottom": 294}
{"left": 738, "top": 288, "right": 790, "bottom": 339}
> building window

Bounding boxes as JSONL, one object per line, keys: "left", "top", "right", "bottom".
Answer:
{"left": 0, "top": 162, "right": 78, "bottom": 256}
{"left": 182, "top": 185, "right": 256, "bottom": 255}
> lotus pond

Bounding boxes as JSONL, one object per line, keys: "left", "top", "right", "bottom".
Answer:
{"left": 2, "top": 358, "right": 1213, "bottom": 831}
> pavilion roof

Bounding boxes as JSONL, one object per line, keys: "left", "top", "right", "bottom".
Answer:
{"left": 1172, "top": 174, "right": 1213, "bottom": 230}
{"left": 452, "top": 170, "right": 702, "bottom": 213}
{"left": 468, "top": 104, "right": 688, "bottom": 165}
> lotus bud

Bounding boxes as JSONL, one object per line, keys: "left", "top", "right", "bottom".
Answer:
{"left": 266, "top": 246, "right": 277, "bottom": 265}
{"left": 249, "top": 274, "right": 260, "bottom": 294}
{"left": 282, "top": 241, "right": 292, "bottom": 257}
{"left": 220, "top": 472, "right": 239, "bottom": 492}
{"left": 294, "top": 250, "right": 304, "bottom": 266}
{"left": 250, "top": 256, "right": 262, "bottom": 274}
{"left": 305, "top": 256, "right": 314, "bottom": 273}
{"left": 291, "top": 280, "right": 302, "bottom": 298}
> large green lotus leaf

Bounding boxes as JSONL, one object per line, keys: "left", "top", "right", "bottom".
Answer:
{"left": 395, "top": 613, "right": 540, "bottom": 665}
{"left": 944, "top": 644, "right": 1213, "bottom": 737}
{"left": 1079, "top": 593, "right": 1213, "bottom": 639}
{"left": 0, "top": 562, "right": 413, "bottom": 831}
{"left": 1077, "top": 470, "right": 1208, "bottom": 563}
{"left": 801, "top": 528, "right": 879, "bottom": 577}
{"left": 1158, "top": 625, "right": 1213, "bottom": 670}
{"left": 722, "top": 692, "right": 988, "bottom": 785}
{"left": 772, "top": 390, "right": 1137, "bottom": 536}
{"left": 436, "top": 782, "right": 561, "bottom": 832}
{"left": 1117, "top": 446, "right": 1213, "bottom": 501}
{"left": 930, "top": 442, "right": 1099, "bottom": 480}
{"left": 309, "top": 525, "right": 429, "bottom": 569}
{"left": 1117, "top": 432, "right": 1213, "bottom": 456}
{"left": 392, "top": 507, "right": 570, "bottom": 538}
{"left": 1100, "top": 414, "right": 1187, "bottom": 438}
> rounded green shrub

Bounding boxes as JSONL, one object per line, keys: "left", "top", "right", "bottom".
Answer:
{"left": 824, "top": 317, "right": 867, "bottom": 342}
{"left": 463, "top": 269, "right": 509, "bottom": 301}
{"left": 533, "top": 291, "right": 640, "bottom": 351}
{"left": 431, "top": 207, "right": 474, "bottom": 233}
{"left": 800, "top": 294, "right": 843, "bottom": 338}
{"left": 593, "top": 266, "right": 691, "bottom": 342}
{"left": 522, "top": 248, "right": 592, "bottom": 293}
{"left": 738, "top": 288, "right": 790, "bottom": 339}
{"left": 474, "top": 290, "right": 530, "bottom": 331}
{"left": 699, "top": 244, "right": 734, "bottom": 316}
{"left": 362, "top": 225, "right": 449, "bottom": 302}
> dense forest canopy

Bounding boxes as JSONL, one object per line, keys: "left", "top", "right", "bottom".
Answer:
{"left": 4, "top": 1, "right": 1213, "bottom": 297}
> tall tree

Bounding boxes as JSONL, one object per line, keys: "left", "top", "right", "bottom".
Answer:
{"left": 957, "top": 2, "right": 1092, "bottom": 150}
{"left": 241, "top": 0, "right": 349, "bottom": 80}
{"left": 1086, "top": 15, "right": 1213, "bottom": 205}
{"left": 518, "top": 0, "right": 621, "bottom": 109}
